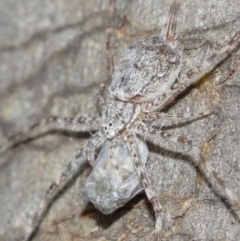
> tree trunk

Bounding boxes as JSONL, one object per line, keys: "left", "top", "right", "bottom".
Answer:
{"left": 0, "top": 0, "right": 240, "bottom": 240}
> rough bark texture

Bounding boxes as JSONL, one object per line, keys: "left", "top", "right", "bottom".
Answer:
{"left": 0, "top": 0, "right": 240, "bottom": 240}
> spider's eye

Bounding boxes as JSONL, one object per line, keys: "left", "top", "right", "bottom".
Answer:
{"left": 109, "top": 85, "right": 114, "bottom": 92}
{"left": 133, "top": 94, "right": 141, "bottom": 100}
{"left": 102, "top": 125, "right": 108, "bottom": 130}
{"left": 133, "top": 63, "right": 140, "bottom": 70}
{"left": 109, "top": 123, "right": 113, "bottom": 127}
{"left": 121, "top": 77, "right": 125, "bottom": 83}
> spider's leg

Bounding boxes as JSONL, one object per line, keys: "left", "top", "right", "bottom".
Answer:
{"left": 181, "top": 31, "right": 240, "bottom": 87}
{"left": 84, "top": 131, "right": 106, "bottom": 166}
{"left": 142, "top": 109, "right": 213, "bottom": 127}
{"left": 137, "top": 123, "right": 193, "bottom": 152}
{"left": 127, "top": 134, "right": 163, "bottom": 240}
{"left": 137, "top": 125, "right": 240, "bottom": 221}
{"left": 161, "top": 0, "right": 180, "bottom": 47}
{"left": 0, "top": 115, "right": 100, "bottom": 154}
{"left": 147, "top": 31, "right": 240, "bottom": 112}
{"left": 199, "top": 157, "right": 240, "bottom": 221}
{"left": 96, "top": 0, "right": 116, "bottom": 112}
{"left": 178, "top": 31, "right": 240, "bottom": 92}
{"left": 212, "top": 49, "right": 239, "bottom": 86}
{"left": 22, "top": 131, "right": 105, "bottom": 241}
{"left": 106, "top": 0, "right": 115, "bottom": 80}
{"left": 108, "top": 136, "right": 123, "bottom": 168}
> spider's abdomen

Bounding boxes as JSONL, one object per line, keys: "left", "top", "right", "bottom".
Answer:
{"left": 109, "top": 36, "right": 182, "bottom": 103}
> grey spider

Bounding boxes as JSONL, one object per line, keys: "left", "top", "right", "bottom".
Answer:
{"left": 0, "top": 0, "right": 240, "bottom": 240}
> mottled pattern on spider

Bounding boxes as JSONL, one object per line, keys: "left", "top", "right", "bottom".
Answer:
{"left": 0, "top": 0, "right": 240, "bottom": 240}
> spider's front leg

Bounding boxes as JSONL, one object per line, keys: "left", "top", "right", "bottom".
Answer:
{"left": 97, "top": 0, "right": 122, "bottom": 112}
{"left": 96, "top": 0, "right": 115, "bottom": 112}
{"left": 126, "top": 134, "right": 163, "bottom": 240}
{"left": 0, "top": 114, "right": 100, "bottom": 155}
{"left": 22, "top": 131, "right": 105, "bottom": 241}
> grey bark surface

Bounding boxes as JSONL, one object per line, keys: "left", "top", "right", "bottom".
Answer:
{"left": 0, "top": 0, "right": 240, "bottom": 241}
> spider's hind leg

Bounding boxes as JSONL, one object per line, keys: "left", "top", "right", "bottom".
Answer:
{"left": 137, "top": 123, "right": 240, "bottom": 224}
{"left": 22, "top": 131, "right": 105, "bottom": 241}
{"left": 127, "top": 134, "right": 163, "bottom": 240}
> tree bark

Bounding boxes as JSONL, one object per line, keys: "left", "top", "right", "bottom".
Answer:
{"left": 0, "top": 0, "right": 240, "bottom": 240}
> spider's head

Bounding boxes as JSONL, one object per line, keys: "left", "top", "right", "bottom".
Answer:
{"left": 102, "top": 100, "right": 135, "bottom": 139}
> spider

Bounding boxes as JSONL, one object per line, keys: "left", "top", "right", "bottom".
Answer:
{"left": 0, "top": 0, "right": 240, "bottom": 240}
